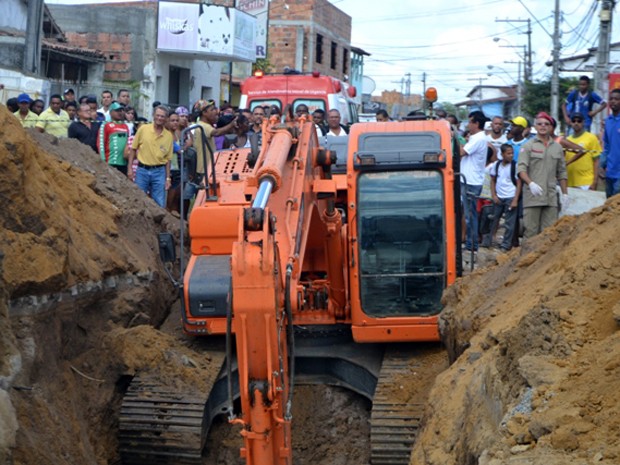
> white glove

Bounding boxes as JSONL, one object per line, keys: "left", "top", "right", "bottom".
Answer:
{"left": 561, "top": 193, "right": 570, "bottom": 210}
{"left": 528, "top": 182, "right": 544, "bottom": 196}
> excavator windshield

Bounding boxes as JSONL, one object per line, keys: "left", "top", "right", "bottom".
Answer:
{"left": 357, "top": 170, "right": 445, "bottom": 317}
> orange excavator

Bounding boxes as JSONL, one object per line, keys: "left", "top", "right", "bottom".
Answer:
{"left": 119, "top": 91, "right": 461, "bottom": 465}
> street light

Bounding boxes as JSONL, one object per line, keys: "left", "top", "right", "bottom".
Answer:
{"left": 493, "top": 37, "right": 531, "bottom": 82}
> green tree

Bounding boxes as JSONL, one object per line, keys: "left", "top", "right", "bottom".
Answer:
{"left": 439, "top": 101, "right": 467, "bottom": 120}
{"left": 522, "top": 77, "right": 581, "bottom": 117}
{"left": 252, "top": 58, "right": 273, "bottom": 74}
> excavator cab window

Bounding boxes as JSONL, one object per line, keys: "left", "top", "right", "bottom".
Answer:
{"left": 357, "top": 170, "right": 445, "bottom": 317}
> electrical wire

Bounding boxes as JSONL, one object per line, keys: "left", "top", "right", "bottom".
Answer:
{"left": 354, "top": 0, "right": 507, "bottom": 24}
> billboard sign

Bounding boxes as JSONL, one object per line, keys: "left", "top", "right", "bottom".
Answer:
{"left": 157, "top": 2, "right": 256, "bottom": 62}
{"left": 235, "top": 0, "right": 269, "bottom": 59}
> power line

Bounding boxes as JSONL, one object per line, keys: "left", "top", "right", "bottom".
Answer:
{"left": 354, "top": 0, "right": 507, "bottom": 24}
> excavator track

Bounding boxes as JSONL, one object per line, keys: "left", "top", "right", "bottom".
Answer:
{"left": 118, "top": 376, "right": 208, "bottom": 465}
{"left": 118, "top": 346, "right": 228, "bottom": 465}
{"left": 370, "top": 344, "right": 447, "bottom": 465}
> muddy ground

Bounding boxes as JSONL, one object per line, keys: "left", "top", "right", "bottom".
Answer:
{"left": 1, "top": 104, "right": 618, "bottom": 465}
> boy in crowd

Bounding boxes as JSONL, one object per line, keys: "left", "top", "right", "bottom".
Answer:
{"left": 482, "top": 143, "right": 522, "bottom": 251}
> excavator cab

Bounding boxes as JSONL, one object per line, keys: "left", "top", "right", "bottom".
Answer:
{"left": 347, "top": 122, "right": 458, "bottom": 342}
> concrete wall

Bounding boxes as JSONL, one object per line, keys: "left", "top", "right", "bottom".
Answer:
{"left": 0, "top": 0, "right": 28, "bottom": 70}
{"left": 0, "top": 0, "right": 27, "bottom": 31}
{"left": 47, "top": 4, "right": 157, "bottom": 84}
{"left": 0, "top": 68, "right": 52, "bottom": 103}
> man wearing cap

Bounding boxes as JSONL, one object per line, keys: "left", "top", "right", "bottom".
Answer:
{"left": 507, "top": 116, "right": 528, "bottom": 162}
{"left": 517, "top": 112, "right": 568, "bottom": 239}
{"left": 565, "top": 113, "right": 601, "bottom": 190}
{"left": 600, "top": 88, "right": 620, "bottom": 198}
{"left": 14, "top": 93, "right": 38, "bottom": 128}
{"left": 63, "top": 88, "right": 76, "bottom": 106}
{"left": 128, "top": 105, "right": 174, "bottom": 208}
{"left": 98, "top": 102, "right": 129, "bottom": 174}
{"left": 175, "top": 106, "right": 192, "bottom": 144}
{"left": 35, "top": 94, "right": 71, "bottom": 138}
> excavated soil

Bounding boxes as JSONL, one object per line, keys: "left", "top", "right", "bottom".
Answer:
{"left": 413, "top": 200, "right": 620, "bottom": 464}
{"left": 1, "top": 102, "right": 618, "bottom": 465}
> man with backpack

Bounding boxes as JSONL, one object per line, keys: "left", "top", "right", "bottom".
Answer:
{"left": 481, "top": 144, "right": 522, "bottom": 251}
{"left": 562, "top": 75, "right": 607, "bottom": 133}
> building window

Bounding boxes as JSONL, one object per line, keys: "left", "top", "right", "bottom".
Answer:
{"left": 342, "top": 48, "right": 348, "bottom": 75}
{"left": 316, "top": 34, "right": 323, "bottom": 64}
{"left": 331, "top": 41, "right": 337, "bottom": 70}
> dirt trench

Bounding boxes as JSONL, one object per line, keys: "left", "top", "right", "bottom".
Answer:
{"left": 1, "top": 103, "right": 618, "bottom": 465}
{"left": 0, "top": 105, "right": 404, "bottom": 465}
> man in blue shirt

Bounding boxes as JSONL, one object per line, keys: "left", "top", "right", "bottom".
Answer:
{"left": 562, "top": 76, "right": 607, "bottom": 133}
{"left": 601, "top": 88, "right": 620, "bottom": 198}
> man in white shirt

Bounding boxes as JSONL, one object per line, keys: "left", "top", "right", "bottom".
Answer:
{"left": 326, "top": 109, "right": 348, "bottom": 137}
{"left": 98, "top": 90, "right": 113, "bottom": 121}
{"left": 459, "top": 111, "right": 490, "bottom": 252}
{"left": 487, "top": 115, "right": 507, "bottom": 158}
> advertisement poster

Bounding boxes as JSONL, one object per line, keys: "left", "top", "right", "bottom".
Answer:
{"left": 157, "top": 2, "right": 256, "bottom": 62}
{"left": 236, "top": 0, "right": 269, "bottom": 59}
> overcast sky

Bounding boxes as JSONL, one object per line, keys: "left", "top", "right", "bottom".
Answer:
{"left": 45, "top": 0, "right": 617, "bottom": 103}
{"left": 334, "top": 0, "right": 618, "bottom": 102}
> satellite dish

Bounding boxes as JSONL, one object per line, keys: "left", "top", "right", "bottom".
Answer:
{"left": 362, "top": 76, "right": 376, "bottom": 94}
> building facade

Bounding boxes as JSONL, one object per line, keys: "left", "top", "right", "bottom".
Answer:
{"left": 0, "top": 0, "right": 105, "bottom": 104}
{"left": 47, "top": 1, "right": 225, "bottom": 117}
{"left": 267, "top": 0, "right": 352, "bottom": 80}
{"left": 456, "top": 85, "right": 518, "bottom": 120}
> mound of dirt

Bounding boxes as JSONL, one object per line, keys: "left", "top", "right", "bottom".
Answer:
{"left": 412, "top": 199, "right": 620, "bottom": 464}
{"left": 0, "top": 104, "right": 227, "bottom": 465}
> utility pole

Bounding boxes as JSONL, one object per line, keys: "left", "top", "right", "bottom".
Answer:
{"left": 24, "top": 0, "right": 44, "bottom": 74}
{"left": 526, "top": 18, "right": 532, "bottom": 82}
{"left": 421, "top": 72, "right": 426, "bottom": 109}
{"left": 405, "top": 73, "right": 411, "bottom": 98}
{"left": 495, "top": 18, "right": 533, "bottom": 81}
{"left": 505, "top": 60, "right": 523, "bottom": 115}
{"left": 551, "top": 0, "right": 561, "bottom": 123}
{"left": 595, "top": 0, "right": 615, "bottom": 116}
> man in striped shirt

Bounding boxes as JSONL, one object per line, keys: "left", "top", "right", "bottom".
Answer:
{"left": 98, "top": 102, "right": 129, "bottom": 174}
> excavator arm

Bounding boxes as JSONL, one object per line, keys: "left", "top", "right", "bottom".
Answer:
{"left": 231, "top": 206, "right": 292, "bottom": 465}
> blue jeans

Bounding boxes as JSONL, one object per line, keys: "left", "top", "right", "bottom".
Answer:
{"left": 606, "top": 177, "right": 620, "bottom": 198}
{"left": 136, "top": 165, "right": 166, "bottom": 208}
{"left": 461, "top": 183, "right": 482, "bottom": 251}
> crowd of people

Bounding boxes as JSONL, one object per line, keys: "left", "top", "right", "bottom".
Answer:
{"left": 435, "top": 76, "right": 620, "bottom": 263}
{"left": 5, "top": 76, "right": 619, "bottom": 245}
{"left": 5, "top": 89, "right": 349, "bottom": 214}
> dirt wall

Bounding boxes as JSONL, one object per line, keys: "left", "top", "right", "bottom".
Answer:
{"left": 413, "top": 198, "right": 620, "bottom": 464}
{"left": 0, "top": 105, "right": 191, "bottom": 464}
